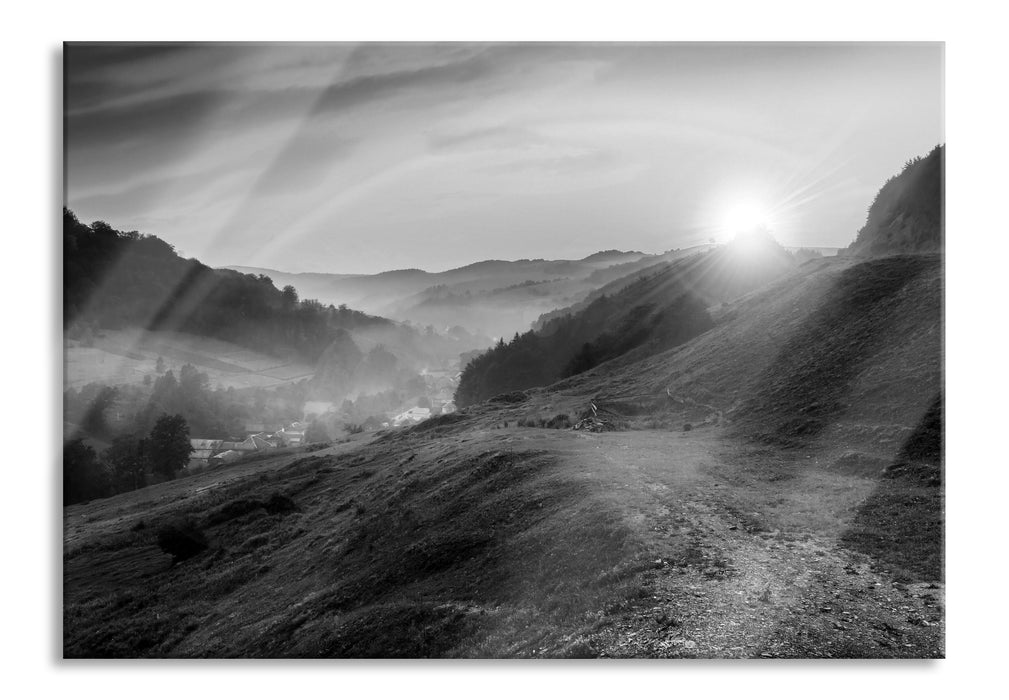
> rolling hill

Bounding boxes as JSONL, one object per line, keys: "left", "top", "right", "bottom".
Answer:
{"left": 225, "top": 250, "right": 673, "bottom": 339}
{"left": 455, "top": 232, "right": 797, "bottom": 407}
{"left": 847, "top": 144, "right": 943, "bottom": 257}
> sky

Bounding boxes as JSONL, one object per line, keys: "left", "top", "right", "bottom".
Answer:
{"left": 65, "top": 42, "right": 943, "bottom": 274}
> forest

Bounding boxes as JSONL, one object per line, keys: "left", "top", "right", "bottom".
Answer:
{"left": 454, "top": 289, "right": 713, "bottom": 407}
{"left": 63, "top": 208, "right": 391, "bottom": 364}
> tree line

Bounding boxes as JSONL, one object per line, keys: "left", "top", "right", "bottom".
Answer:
{"left": 64, "top": 413, "right": 192, "bottom": 505}
{"left": 63, "top": 208, "right": 391, "bottom": 364}
{"left": 454, "top": 290, "right": 713, "bottom": 408}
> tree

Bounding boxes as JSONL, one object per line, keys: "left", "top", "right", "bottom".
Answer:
{"left": 155, "top": 356, "right": 166, "bottom": 374}
{"left": 104, "top": 435, "right": 149, "bottom": 492}
{"left": 147, "top": 414, "right": 193, "bottom": 481}
{"left": 304, "top": 420, "right": 330, "bottom": 444}
{"left": 81, "top": 385, "right": 118, "bottom": 439}
{"left": 281, "top": 285, "right": 299, "bottom": 309}
{"left": 64, "top": 439, "right": 110, "bottom": 505}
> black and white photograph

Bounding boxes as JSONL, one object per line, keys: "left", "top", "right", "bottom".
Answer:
{"left": 59, "top": 40, "right": 945, "bottom": 660}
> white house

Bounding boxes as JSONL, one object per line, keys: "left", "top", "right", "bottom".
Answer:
{"left": 393, "top": 407, "right": 431, "bottom": 426}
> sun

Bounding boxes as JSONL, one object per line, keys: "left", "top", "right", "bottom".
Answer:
{"left": 720, "top": 198, "right": 772, "bottom": 237}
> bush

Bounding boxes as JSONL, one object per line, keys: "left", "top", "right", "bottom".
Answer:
{"left": 264, "top": 493, "right": 297, "bottom": 515}
{"left": 156, "top": 519, "right": 209, "bottom": 563}
{"left": 683, "top": 423, "right": 692, "bottom": 432}
{"left": 488, "top": 390, "right": 529, "bottom": 404}
{"left": 547, "top": 414, "right": 572, "bottom": 429}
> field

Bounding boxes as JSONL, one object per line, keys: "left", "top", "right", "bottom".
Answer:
{"left": 63, "top": 329, "right": 315, "bottom": 390}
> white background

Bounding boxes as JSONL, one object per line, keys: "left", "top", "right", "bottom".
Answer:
{"left": 3, "top": 1, "right": 1004, "bottom": 697}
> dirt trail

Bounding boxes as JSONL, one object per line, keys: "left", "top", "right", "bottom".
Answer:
{"left": 493, "top": 426, "right": 943, "bottom": 657}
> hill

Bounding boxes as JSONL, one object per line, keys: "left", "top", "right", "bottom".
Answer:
{"left": 64, "top": 209, "right": 391, "bottom": 366}
{"left": 846, "top": 145, "right": 943, "bottom": 257}
{"left": 455, "top": 233, "right": 796, "bottom": 407}
{"left": 226, "top": 250, "right": 663, "bottom": 339}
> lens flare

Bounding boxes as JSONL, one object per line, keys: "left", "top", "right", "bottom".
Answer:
{"left": 721, "top": 198, "right": 772, "bottom": 237}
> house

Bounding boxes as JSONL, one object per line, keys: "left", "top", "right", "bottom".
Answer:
{"left": 393, "top": 407, "right": 431, "bottom": 426}
{"left": 189, "top": 439, "right": 223, "bottom": 470}
{"left": 213, "top": 449, "right": 243, "bottom": 463}
{"left": 248, "top": 432, "right": 279, "bottom": 448}
{"left": 249, "top": 435, "right": 274, "bottom": 450}
{"left": 217, "top": 436, "right": 262, "bottom": 453}
{"left": 275, "top": 429, "right": 304, "bottom": 447}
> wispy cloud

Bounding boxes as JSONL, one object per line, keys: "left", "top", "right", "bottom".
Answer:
{"left": 64, "top": 42, "right": 943, "bottom": 273}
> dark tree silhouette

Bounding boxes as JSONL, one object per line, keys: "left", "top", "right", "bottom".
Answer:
{"left": 63, "top": 208, "right": 391, "bottom": 365}
{"left": 281, "top": 285, "right": 299, "bottom": 309}
{"left": 147, "top": 414, "right": 193, "bottom": 481}
{"left": 81, "top": 386, "right": 118, "bottom": 439}
{"left": 455, "top": 292, "right": 713, "bottom": 407}
{"left": 104, "top": 435, "right": 149, "bottom": 492}
{"left": 63, "top": 439, "right": 109, "bottom": 505}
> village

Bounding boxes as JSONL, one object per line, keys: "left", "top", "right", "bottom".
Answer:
{"left": 186, "top": 365, "right": 459, "bottom": 473}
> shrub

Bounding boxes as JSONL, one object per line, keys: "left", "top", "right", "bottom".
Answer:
{"left": 547, "top": 414, "right": 572, "bottom": 429}
{"left": 264, "top": 493, "right": 297, "bottom": 515}
{"left": 156, "top": 519, "right": 209, "bottom": 563}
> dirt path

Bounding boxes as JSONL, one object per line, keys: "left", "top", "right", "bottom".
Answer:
{"left": 491, "top": 426, "right": 943, "bottom": 657}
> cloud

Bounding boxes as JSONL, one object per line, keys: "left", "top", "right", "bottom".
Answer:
{"left": 427, "top": 125, "right": 544, "bottom": 152}
{"left": 63, "top": 43, "right": 944, "bottom": 273}
{"left": 310, "top": 49, "right": 496, "bottom": 116}
{"left": 248, "top": 130, "right": 359, "bottom": 197}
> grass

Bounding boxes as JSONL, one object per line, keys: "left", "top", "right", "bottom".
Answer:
{"left": 840, "top": 393, "right": 943, "bottom": 582}
{"left": 64, "top": 435, "right": 652, "bottom": 658}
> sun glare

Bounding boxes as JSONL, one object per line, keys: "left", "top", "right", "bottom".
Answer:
{"left": 721, "top": 198, "right": 772, "bottom": 238}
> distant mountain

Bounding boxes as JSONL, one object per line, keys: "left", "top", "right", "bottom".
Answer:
{"left": 63, "top": 209, "right": 391, "bottom": 365}
{"left": 223, "top": 250, "right": 659, "bottom": 338}
{"left": 847, "top": 145, "right": 943, "bottom": 257}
